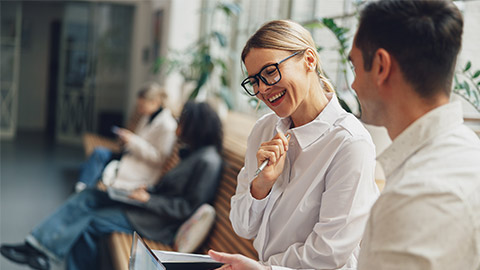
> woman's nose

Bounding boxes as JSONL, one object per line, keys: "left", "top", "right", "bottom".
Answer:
{"left": 257, "top": 80, "right": 270, "bottom": 94}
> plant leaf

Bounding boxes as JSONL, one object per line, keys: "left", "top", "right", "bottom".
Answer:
{"left": 303, "top": 21, "right": 325, "bottom": 29}
{"left": 337, "top": 97, "right": 352, "bottom": 113}
{"left": 152, "top": 57, "right": 167, "bottom": 74}
{"left": 213, "top": 31, "right": 227, "bottom": 47}
{"left": 220, "top": 86, "right": 233, "bottom": 110}
{"left": 464, "top": 61, "right": 471, "bottom": 72}
{"left": 472, "top": 90, "right": 480, "bottom": 106}
{"left": 473, "top": 70, "right": 480, "bottom": 79}
{"left": 218, "top": 2, "right": 242, "bottom": 16}
{"left": 463, "top": 81, "right": 471, "bottom": 95}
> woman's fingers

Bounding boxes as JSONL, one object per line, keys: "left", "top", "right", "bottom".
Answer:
{"left": 208, "top": 250, "right": 234, "bottom": 269}
{"left": 258, "top": 135, "right": 288, "bottom": 165}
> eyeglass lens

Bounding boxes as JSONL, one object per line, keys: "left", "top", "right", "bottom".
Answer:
{"left": 243, "top": 65, "right": 280, "bottom": 95}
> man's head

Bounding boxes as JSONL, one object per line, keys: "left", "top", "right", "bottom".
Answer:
{"left": 350, "top": 0, "right": 463, "bottom": 131}
{"left": 355, "top": 0, "right": 463, "bottom": 97}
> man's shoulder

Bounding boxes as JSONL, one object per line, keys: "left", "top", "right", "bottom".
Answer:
{"left": 407, "top": 124, "right": 480, "bottom": 175}
{"left": 383, "top": 128, "right": 480, "bottom": 216}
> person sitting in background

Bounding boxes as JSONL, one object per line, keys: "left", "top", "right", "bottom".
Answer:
{"left": 0, "top": 101, "right": 224, "bottom": 270}
{"left": 229, "top": 19, "right": 379, "bottom": 269}
{"left": 75, "top": 82, "right": 177, "bottom": 192}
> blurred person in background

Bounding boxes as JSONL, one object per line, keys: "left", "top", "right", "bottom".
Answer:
{"left": 1, "top": 101, "right": 224, "bottom": 270}
{"left": 75, "top": 82, "right": 177, "bottom": 192}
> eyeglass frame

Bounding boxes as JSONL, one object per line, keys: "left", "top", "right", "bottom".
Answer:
{"left": 241, "top": 51, "right": 302, "bottom": 96}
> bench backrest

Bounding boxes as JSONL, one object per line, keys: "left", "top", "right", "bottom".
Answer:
{"left": 163, "top": 137, "right": 257, "bottom": 259}
{"left": 198, "top": 145, "right": 258, "bottom": 259}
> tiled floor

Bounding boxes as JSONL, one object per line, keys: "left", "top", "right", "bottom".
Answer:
{"left": 0, "top": 131, "right": 84, "bottom": 270}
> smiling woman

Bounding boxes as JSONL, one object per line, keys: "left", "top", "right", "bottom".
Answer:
{"left": 224, "top": 20, "right": 380, "bottom": 269}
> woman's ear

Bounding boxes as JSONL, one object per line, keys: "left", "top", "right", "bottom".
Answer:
{"left": 303, "top": 48, "right": 317, "bottom": 72}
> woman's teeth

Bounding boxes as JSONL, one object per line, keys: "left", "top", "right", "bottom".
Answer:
{"left": 268, "top": 90, "right": 286, "bottom": 103}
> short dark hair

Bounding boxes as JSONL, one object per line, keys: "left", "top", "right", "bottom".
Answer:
{"left": 178, "top": 101, "right": 223, "bottom": 153}
{"left": 355, "top": 0, "right": 463, "bottom": 98}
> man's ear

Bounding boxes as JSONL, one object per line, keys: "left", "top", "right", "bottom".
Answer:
{"left": 303, "top": 48, "right": 317, "bottom": 72}
{"left": 373, "top": 48, "right": 392, "bottom": 86}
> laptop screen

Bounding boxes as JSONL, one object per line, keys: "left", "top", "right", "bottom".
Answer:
{"left": 129, "top": 232, "right": 166, "bottom": 270}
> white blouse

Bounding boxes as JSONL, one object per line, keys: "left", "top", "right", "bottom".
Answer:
{"left": 230, "top": 94, "right": 380, "bottom": 269}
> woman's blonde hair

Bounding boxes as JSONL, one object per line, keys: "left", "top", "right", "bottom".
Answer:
{"left": 137, "top": 82, "right": 168, "bottom": 106}
{"left": 241, "top": 20, "right": 334, "bottom": 93}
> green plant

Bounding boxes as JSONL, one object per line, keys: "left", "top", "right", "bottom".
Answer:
{"left": 153, "top": 1, "right": 241, "bottom": 109}
{"left": 453, "top": 61, "right": 480, "bottom": 113}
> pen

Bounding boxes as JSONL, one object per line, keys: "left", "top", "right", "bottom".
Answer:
{"left": 254, "top": 133, "right": 290, "bottom": 178}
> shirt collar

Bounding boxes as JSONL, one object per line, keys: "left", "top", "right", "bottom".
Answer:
{"left": 148, "top": 107, "right": 163, "bottom": 125}
{"left": 275, "top": 93, "right": 347, "bottom": 150}
{"left": 378, "top": 101, "right": 464, "bottom": 178}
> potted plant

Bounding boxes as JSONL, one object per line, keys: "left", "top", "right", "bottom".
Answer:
{"left": 153, "top": 1, "right": 241, "bottom": 116}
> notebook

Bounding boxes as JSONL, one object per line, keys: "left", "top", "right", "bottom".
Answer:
{"left": 129, "top": 232, "right": 223, "bottom": 270}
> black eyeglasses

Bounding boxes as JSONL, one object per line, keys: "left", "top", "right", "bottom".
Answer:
{"left": 241, "top": 51, "right": 302, "bottom": 96}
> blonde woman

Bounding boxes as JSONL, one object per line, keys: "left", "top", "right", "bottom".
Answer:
{"left": 228, "top": 20, "right": 379, "bottom": 269}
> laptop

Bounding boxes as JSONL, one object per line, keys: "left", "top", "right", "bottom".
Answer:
{"left": 107, "top": 187, "right": 143, "bottom": 206}
{"left": 129, "top": 232, "right": 223, "bottom": 270}
{"left": 129, "top": 231, "right": 166, "bottom": 270}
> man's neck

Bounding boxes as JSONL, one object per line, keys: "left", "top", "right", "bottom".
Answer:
{"left": 385, "top": 94, "right": 449, "bottom": 140}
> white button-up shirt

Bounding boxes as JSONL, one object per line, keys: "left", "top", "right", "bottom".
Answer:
{"left": 230, "top": 95, "right": 379, "bottom": 269}
{"left": 358, "top": 102, "right": 480, "bottom": 270}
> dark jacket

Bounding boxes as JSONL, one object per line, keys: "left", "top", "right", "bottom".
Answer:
{"left": 125, "top": 145, "right": 223, "bottom": 244}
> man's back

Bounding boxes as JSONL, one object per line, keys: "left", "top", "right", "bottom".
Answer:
{"left": 359, "top": 102, "right": 480, "bottom": 270}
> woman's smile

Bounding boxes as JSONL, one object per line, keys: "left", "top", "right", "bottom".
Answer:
{"left": 266, "top": 89, "right": 287, "bottom": 106}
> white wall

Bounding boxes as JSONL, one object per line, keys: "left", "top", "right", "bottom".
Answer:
{"left": 17, "top": 2, "right": 63, "bottom": 130}
{"left": 123, "top": 0, "right": 155, "bottom": 121}
{"left": 123, "top": 0, "right": 201, "bottom": 117}
{"left": 158, "top": 0, "right": 202, "bottom": 115}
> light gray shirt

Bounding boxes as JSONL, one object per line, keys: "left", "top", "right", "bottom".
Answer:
{"left": 359, "top": 101, "right": 480, "bottom": 270}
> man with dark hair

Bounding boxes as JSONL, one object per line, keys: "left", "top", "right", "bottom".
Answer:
{"left": 207, "top": 0, "right": 480, "bottom": 269}
{"left": 349, "top": 0, "right": 480, "bottom": 269}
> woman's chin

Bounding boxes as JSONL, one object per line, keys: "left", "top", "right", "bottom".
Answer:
{"left": 271, "top": 106, "right": 291, "bottom": 118}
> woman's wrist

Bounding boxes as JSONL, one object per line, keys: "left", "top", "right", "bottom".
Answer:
{"left": 250, "top": 177, "right": 273, "bottom": 199}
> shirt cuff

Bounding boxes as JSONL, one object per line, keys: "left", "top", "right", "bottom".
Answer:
{"left": 248, "top": 182, "right": 269, "bottom": 213}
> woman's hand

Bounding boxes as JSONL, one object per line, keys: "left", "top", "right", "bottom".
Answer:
{"left": 208, "top": 250, "right": 270, "bottom": 270}
{"left": 128, "top": 186, "right": 150, "bottom": 203}
{"left": 117, "top": 128, "right": 134, "bottom": 144}
{"left": 251, "top": 132, "right": 290, "bottom": 199}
